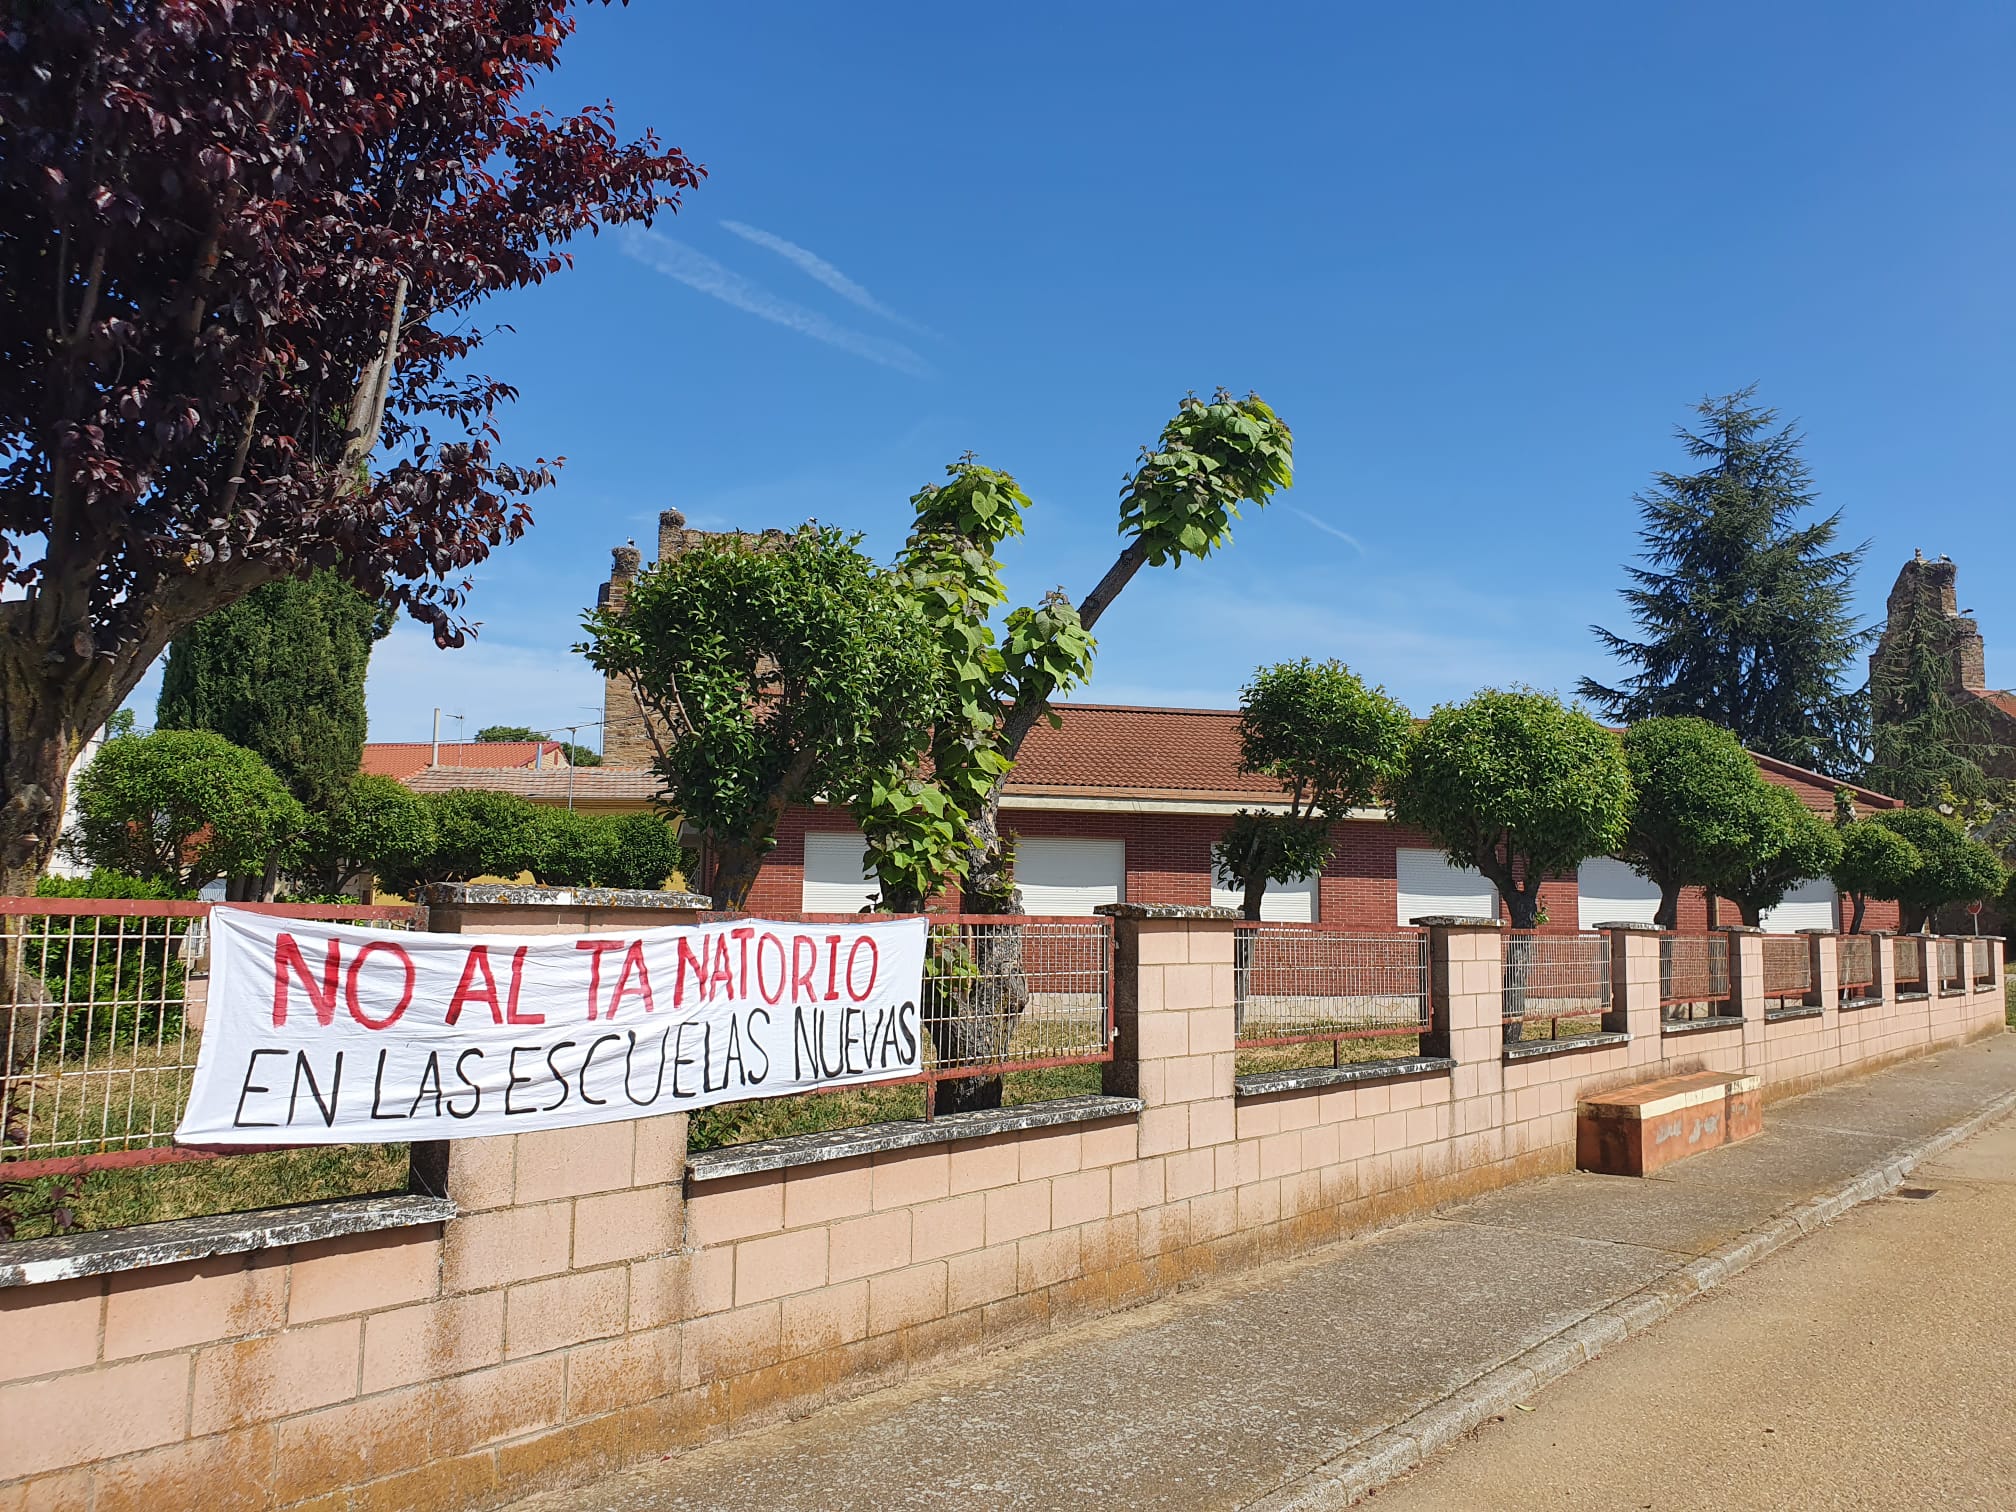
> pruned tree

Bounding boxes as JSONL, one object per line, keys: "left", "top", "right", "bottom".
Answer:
{"left": 1211, "top": 660, "right": 1412, "bottom": 920}
{"left": 0, "top": 2, "right": 698, "bottom": 896}
{"left": 1618, "top": 717, "right": 1779, "bottom": 929}
{"left": 296, "top": 773, "right": 436, "bottom": 898}
{"left": 1870, "top": 809, "right": 2007, "bottom": 933}
{"left": 577, "top": 526, "right": 940, "bottom": 908}
{"left": 1393, "top": 690, "right": 1632, "bottom": 931}
{"left": 1393, "top": 690, "right": 1632, "bottom": 1041}
{"left": 157, "top": 571, "right": 393, "bottom": 814}
{"left": 1579, "top": 389, "right": 1871, "bottom": 778}
{"left": 1831, "top": 818, "right": 1921, "bottom": 934}
{"left": 1715, "top": 783, "right": 1843, "bottom": 927}
{"left": 66, "top": 729, "right": 304, "bottom": 894}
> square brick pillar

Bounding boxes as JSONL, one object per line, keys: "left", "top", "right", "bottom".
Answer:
{"left": 1597, "top": 923, "right": 1663, "bottom": 1068}
{"left": 1096, "top": 904, "right": 1239, "bottom": 1161}
{"left": 1723, "top": 925, "right": 1767, "bottom": 1070}
{"left": 1803, "top": 929, "right": 1837, "bottom": 1017}
{"left": 1419, "top": 917, "right": 1505, "bottom": 1113}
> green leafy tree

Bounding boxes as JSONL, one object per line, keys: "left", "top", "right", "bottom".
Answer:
{"left": 1831, "top": 818, "right": 1922, "bottom": 934}
{"left": 156, "top": 571, "right": 392, "bottom": 811}
{"left": 66, "top": 730, "right": 304, "bottom": 893}
{"left": 476, "top": 725, "right": 602, "bottom": 767}
{"left": 1393, "top": 690, "right": 1633, "bottom": 931}
{"left": 1871, "top": 809, "right": 2007, "bottom": 933}
{"left": 1211, "top": 660, "right": 1412, "bottom": 920}
{"left": 1579, "top": 389, "right": 1870, "bottom": 777}
{"left": 1716, "top": 784, "right": 1844, "bottom": 927}
{"left": 390, "top": 789, "right": 546, "bottom": 888}
{"left": 528, "top": 808, "right": 618, "bottom": 888}
{"left": 1618, "top": 718, "right": 1780, "bottom": 929}
{"left": 578, "top": 526, "right": 940, "bottom": 908}
{"left": 297, "top": 773, "right": 436, "bottom": 897}
{"left": 605, "top": 812, "right": 690, "bottom": 891}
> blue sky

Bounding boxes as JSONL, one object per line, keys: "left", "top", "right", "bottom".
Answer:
{"left": 137, "top": 2, "right": 2016, "bottom": 749}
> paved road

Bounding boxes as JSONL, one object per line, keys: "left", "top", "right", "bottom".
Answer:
{"left": 1369, "top": 1115, "right": 2016, "bottom": 1512}
{"left": 505, "top": 1041, "right": 2016, "bottom": 1512}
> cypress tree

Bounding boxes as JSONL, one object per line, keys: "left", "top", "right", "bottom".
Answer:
{"left": 1578, "top": 389, "right": 1870, "bottom": 777}
{"left": 157, "top": 571, "right": 392, "bottom": 812}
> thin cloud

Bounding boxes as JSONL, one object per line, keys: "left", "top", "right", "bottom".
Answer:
{"left": 721, "top": 220, "right": 937, "bottom": 339}
{"left": 621, "top": 229, "right": 933, "bottom": 378}
{"left": 1290, "top": 508, "right": 1366, "bottom": 554}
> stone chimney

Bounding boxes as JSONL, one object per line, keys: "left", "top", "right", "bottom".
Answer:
{"left": 596, "top": 508, "right": 724, "bottom": 768}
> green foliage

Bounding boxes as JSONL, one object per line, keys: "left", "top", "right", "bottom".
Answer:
{"left": 1212, "top": 660, "right": 1412, "bottom": 918}
{"left": 29, "top": 871, "right": 191, "bottom": 1053}
{"left": 68, "top": 730, "right": 305, "bottom": 892}
{"left": 156, "top": 571, "right": 391, "bottom": 811}
{"left": 297, "top": 774, "right": 437, "bottom": 896}
{"left": 1119, "top": 392, "right": 1296, "bottom": 567}
{"left": 1618, "top": 718, "right": 1780, "bottom": 927}
{"left": 1392, "top": 689, "right": 1633, "bottom": 929}
{"left": 1579, "top": 389, "right": 1870, "bottom": 778}
{"left": 527, "top": 808, "right": 617, "bottom": 888}
{"left": 578, "top": 526, "right": 940, "bottom": 907}
{"left": 605, "top": 812, "right": 691, "bottom": 891}
{"left": 1716, "top": 784, "right": 1844, "bottom": 926}
{"left": 1831, "top": 818, "right": 1923, "bottom": 932}
{"left": 412, "top": 789, "right": 544, "bottom": 885}
{"left": 1870, "top": 808, "right": 2008, "bottom": 930}
{"left": 475, "top": 725, "right": 601, "bottom": 767}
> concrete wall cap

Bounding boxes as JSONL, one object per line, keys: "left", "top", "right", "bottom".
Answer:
{"left": 1093, "top": 902, "right": 1239, "bottom": 921}
{"left": 422, "top": 882, "right": 711, "bottom": 910}
{"left": 1594, "top": 920, "right": 1661, "bottom": 932}
{"left": 1410, "top": 915, "right": 1503, "bottom": 929}
{"left": 1716, "top": 924, "right": 1765, "bottom": 934}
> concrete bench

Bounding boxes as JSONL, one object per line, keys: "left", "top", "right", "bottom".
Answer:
{"left": 1577, "top": 1071, "right": 1762, "bottom": 1177}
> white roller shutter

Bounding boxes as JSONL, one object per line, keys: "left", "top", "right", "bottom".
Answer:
{"left": 1211, "top": 868, "right": 1319, "bottom": 922}
{"left": 1015, "top": 838, "right": 1125, "bottom": 917}
{"left": 801, "top": 830, "right": 877, "bottom": 913}
{"left": 1396, "top": 847, "right": 1498, "bottom": 926}
{"left": 1762, "top": 877, "right": 1838, "bottom": 933}
{"left": 1577, "top": 856, "right": 1662, "bottom": 930}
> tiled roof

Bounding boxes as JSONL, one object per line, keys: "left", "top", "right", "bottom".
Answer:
{"left": 1750, "top": 754, "right": 1901, "bottom": 811}
{"left": 362, "top": 741, "right": 569, "bottom": 780}
{"left": 1005, "top": 705, "right": 1279, "bottom": 800}
{"left": 402, "top": 767, "right": 659, "bottom": 801}
{"left": 1970, "top": 689, "right": 2016, "bottom": 721}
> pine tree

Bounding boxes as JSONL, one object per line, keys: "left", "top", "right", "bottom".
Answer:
{"left": 1578, "top": 389, "right": 1870, "bottom": 777}
{"left": 157, "top": 572, "right": 392, "bottom": 812}
{"left": 1864, "top": 565, "right": 2002, "bottom": 809}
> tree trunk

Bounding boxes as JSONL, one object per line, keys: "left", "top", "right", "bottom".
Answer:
{"left": 1500, "top": 883, "right": 1540, "bottom": 1044}
{"left": 708, "top": 840, "right": 765, "bottom": 911}
{"left": 1849, "top": 893, "right": 1867, "bottom": 933}
{"left": 1737, "top": 900, "right": 1764, "bottom": 927}
{"left": 1654, "top": 880, "right": 1682, "bottom": 933}
{"left": 924, "top": 921, "right": 1027, "bottom": 1114}
{"left": 1899, "top": 903, "right": 1929, "bottom": 934}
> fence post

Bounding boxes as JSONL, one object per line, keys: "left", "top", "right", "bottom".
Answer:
{"left": 1096, "top": 904, "right": 1239, "bottom": 1161}
{"left": 1597, "top": 922, "right": 1661, "bottom": 1066}
{"left": 1420, "top": 917, "right": 1504, "bottom": 1110}
{"left": 1723, "top": 925, "right": 1767, "bottom": 1070}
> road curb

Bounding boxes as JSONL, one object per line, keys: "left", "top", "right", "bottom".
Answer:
{"left": 1245, "top": 1079, "right": 2016, "bottom": 1511}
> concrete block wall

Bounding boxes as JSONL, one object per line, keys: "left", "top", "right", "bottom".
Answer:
{"left": 0, "top": 920, "right": 2000, "bottom": 1510}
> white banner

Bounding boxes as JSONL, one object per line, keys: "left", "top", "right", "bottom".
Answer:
{"left": 176, "top": 908, "right": 927, "bottom": 1146}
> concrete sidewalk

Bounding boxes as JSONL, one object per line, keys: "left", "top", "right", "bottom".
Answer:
{"left": 508, "top": 1036, "right": 2016, "bottom": 1512}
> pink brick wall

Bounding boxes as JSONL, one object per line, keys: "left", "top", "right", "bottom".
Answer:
{"left": 1, "top": 925, "right": 1998, "bottom": 1510}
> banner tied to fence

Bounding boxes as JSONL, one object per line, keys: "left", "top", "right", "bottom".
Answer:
{"left": 176, "top": 908, "right": 928, "bottom": 1146}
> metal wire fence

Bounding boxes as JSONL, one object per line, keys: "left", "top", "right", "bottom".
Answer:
{"left": 1937, "top": 938, "right": 1966, "bottom": 995}
{"left": 1838, "top": 935, "right": 1878, "bottom": 1006}
{"left": 1233, "top": 925, "right": 1429, "bottom": 1066}
{"left": 1501, "top": 931, "right": 1611, "bottom": 1040}
{"left": 1761, "top": 935, "right": 1816, "bottom": 1009}
{"left": 1, "top": 899, "right": 421, "bottom": 1181}
{"left": 1973, "top": 939, "right": 1997, "bottom": 989}
{"left": 1659, "top": 934, "right": 1733, "bottom": 1022}
{"left": 918, "top": 917, "right": 1113, "bottom": 1092}
{"left": 1893, "top": 936, "right": 1928, "bottom": 996}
